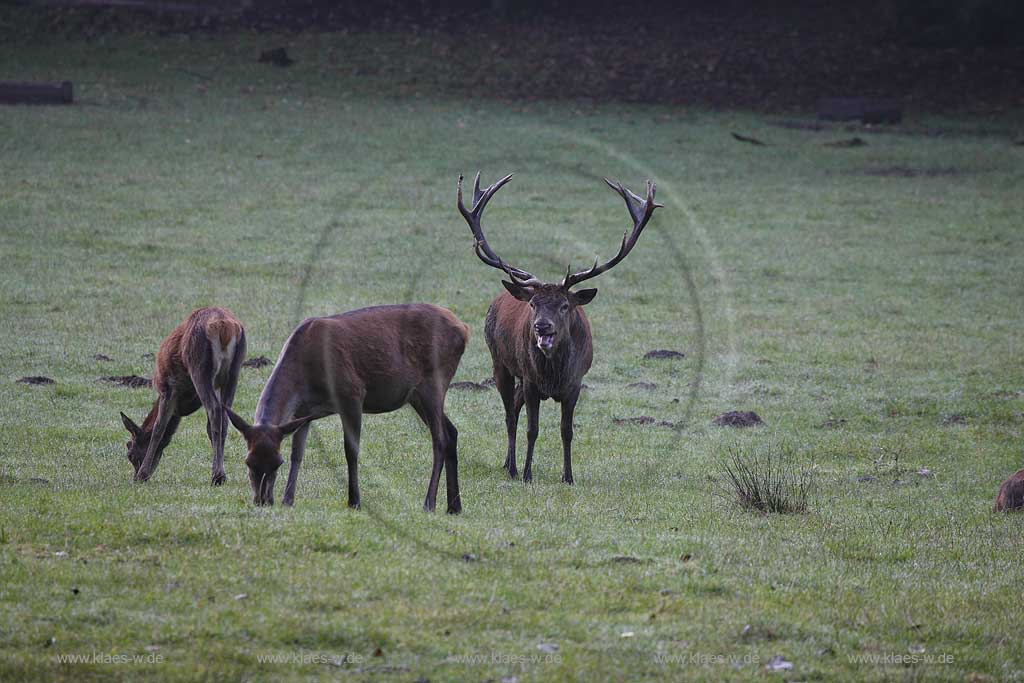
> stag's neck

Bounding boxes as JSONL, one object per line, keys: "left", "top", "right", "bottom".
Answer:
{"left": 526, "top": 317, "right": 589, "bottom": 398}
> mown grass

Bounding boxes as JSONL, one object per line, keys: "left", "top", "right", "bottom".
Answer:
{"left": 1, "top": 31, "right": 1023, "bottom": 682}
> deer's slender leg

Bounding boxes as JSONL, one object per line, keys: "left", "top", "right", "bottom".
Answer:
{"left": 559, "top": 388, "right": 580, "bottom": 485}
{"left": 442, "top": 415, "right": 461, "bottom": 514}
{"left": 281, "top": 421, "right": 311, "bottom": 506}
{"left": 410, "top": 388, "right": 453, "bottom": 513}
{"left": 135, "top": 394, "right": 176, "bottom": 482}
{"left": 494, "top": 365, "right": 523, "bottom": 478}
{"left": 522, "top": 384, "right": 542, "bottom": 483}
{"left": 338, "top": 404, "right": 362, "bottom": 509}
{"left": 190, "top": 364, "right": 227, "bottom": 486}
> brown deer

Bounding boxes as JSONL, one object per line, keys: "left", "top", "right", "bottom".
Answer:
{"left": 993, "top": 468, "right": 1024, "bottom": 512}
{"left": 457, "top": 172, "right": 661, "bottom": 483}
{"left": 120, "top": 307, "right": 246, "bottom": 485}
{"left": 223, "top": 304, "right": 469, "bottom": 512}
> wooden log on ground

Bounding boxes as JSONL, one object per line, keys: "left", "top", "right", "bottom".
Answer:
{"left": 0, "top": 81, "right": 74, "bottom": 105}
{"left": 817, "top": 97, "right": 901, "bottom": 124}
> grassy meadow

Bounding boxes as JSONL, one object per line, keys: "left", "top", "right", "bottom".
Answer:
{"left": 1, "top": 31, "right": 1023, "bottom": 682}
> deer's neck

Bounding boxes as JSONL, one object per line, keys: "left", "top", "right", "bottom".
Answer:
{"left": 254, "top": 330, "right": 305, "bottom": 426}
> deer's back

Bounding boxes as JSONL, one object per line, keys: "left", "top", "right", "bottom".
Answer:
{"left": 153, "top": 307, "right": 243, "bottom": 393}
{"left": 292, "top": 304, "right": 469, "bottom": 401}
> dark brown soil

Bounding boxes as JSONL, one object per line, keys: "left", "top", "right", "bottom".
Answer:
{"left": 859, "top": 166, "right": 968, "bottom": 178}
{"left": 7, "top": 2, "right": 1022, "bottom": 114}
{"left": 100, "top": 375, "right": 152, "bottom": 389}
{"left": 942, "top": 414, "right": 967, "bottom": 425}
{"left": 613, "top": 416, "right": 675, "bottom": 428}
{"left": 241, "top": 356, "right": 273, "bottom": 369}
{"left": 644, "top": 350, "right": 686, "bottom": 360}
{"left": 627, "top": 382, "right": 658, "bottom": 391}
{"left": 713, "top": 411, "right": 764, "bottom": 427}
{"left": 17, "top": 376, "right": 54, "bottom": 385}
{"left": 823, "top": 137, "right": 867, "bottom": 148}
{"left": 816, "top": 417, "right": 847, "bottom": 429}
{"left": 450, "top": 381, "right": 491, "bottom": 392}
{"left": 93, "top": 354, "right": 114, "bottom": 362}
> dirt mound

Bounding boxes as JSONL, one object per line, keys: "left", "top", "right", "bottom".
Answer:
{"left": 712, "top": 411, "right": 764, "bottom": 427}
{"left": 16, "top": 376, "right": 54, "bottom": 385}
{"left": 100, "top": 375, "right": 152, "bottom": 389}
{"left": 644, "top": 350, "right": 685, "bottom": 360}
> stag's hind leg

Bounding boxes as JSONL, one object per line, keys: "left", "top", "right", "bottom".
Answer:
{"left": 494, "top": 365, "right": 524, "bottom": 479}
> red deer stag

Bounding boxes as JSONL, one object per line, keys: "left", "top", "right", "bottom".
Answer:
{"left": 457, "top": 172, "right": 661, "bottom": 483}
{"left": 223, "top": 304, "right": 469, "bottom": 512}
{"left": 120, "top": 307, "right": 246, "bottom": 485}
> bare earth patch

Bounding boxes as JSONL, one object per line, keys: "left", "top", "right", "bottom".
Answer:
{"left": 93, "top": 354, "right": 113, "bottom": 362}
{"left": 16, "top": 376, "right": 54, "bottom": 385}
{"left": 713, "top": 411, "right": 764, "bottom": 427}
{"left": 643, "top": 349, "right": 685, "bottom": 360}
{"left": 99, "top": 375, "right": 152, "bottom": 389}
{"left": 627, "top": 381, "right": 658, "bottom": 390}
{"left": 241, "top": 355, "right": 273, "bottom": 369}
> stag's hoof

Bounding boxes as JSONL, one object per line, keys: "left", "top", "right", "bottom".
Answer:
{"left": 281, "top": 496, "right": 294, "bottom": 507}
{"left": 562, "top": 474, "right": 574, "bottom": 485}
{"left": 523, "top": 470, "right": 533, "bottom": 483}
{"left": 211, "top": 472, "right": 227, "bottom": 486}
{"left": 447, "top": 502, "right": 462, "bottom": 515}
{"left": 133, "top": 470, "right": 151, "bottom": 483}
{"left": 505, "top": 467, "right": 519, "bottom": 480}
{"left": 348, "top": 499, "right": 361, "bottom": 510}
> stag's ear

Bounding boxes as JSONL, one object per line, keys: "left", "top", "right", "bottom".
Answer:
{"left": 224, "top": 407, "right": 254, "bottom": 440}
{"left": 120, "top": 411, "right": 141, "bottom": 437}
{"left": 279, "top": 415, "right": 313, "bottom": 436}
{"left": 502, "top": 280, "right": 534, "bottom": 302}
{"left": 572, "top": 288, "right": 598, "bottom": 306}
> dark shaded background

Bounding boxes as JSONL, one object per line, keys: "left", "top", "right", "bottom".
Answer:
{"left": 3, "top": 0, "right": 1023, "bottom": 113}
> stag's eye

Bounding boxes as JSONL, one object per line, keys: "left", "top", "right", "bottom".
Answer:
{"left": 529, "top": 300, "right": 536, "bottom": 308}
{"left": 560, "top": 303, "right": 570, "bottom": 313}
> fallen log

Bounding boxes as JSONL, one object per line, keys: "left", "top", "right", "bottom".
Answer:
{"left": 0, "top": 81, "right": 74, "bottom": 105}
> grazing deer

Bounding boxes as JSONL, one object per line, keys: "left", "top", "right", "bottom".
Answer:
{"left": 457, "top": 172, "right": 661, "bottom": 483}
{"left": 993, "top": 468, "right": 1024, "bottom": 512}
{"left": 223, "top": 304, "right": 469, "bottom": 512}
{"left": 120, "top": 307, "right": 246, "bottom": 485}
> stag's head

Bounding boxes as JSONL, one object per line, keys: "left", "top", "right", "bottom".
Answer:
{"left": 457, "top": 172, "right": 661, "bottom": 357}
{"left": 119, "top": 412, "right": 149, "bottom": 474}
{"left": 224, "top": 408, "right": 311, "bottom": 505}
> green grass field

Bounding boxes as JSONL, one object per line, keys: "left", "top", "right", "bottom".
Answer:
{"left": 2, "top": 32, "right": 1023, "bottom": 682}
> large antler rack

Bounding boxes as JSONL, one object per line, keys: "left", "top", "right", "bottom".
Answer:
{"left": 561, "top": 179, "right": 662, "bottom": 289}
{"left": 457, "top": 172, "right": 543, "bottom": 287}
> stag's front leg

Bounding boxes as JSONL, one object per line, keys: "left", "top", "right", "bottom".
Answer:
{"left": 494, "top": 366, "right": 522, "bottom": 478}
{"left": 281, "top": 421, "right": 311, "bottom": 506}
{"left": 559, "top": 389, "right": 581, "bottom": 485}
{"left": 522, "top": 385, "right": 541, "bottom": 483}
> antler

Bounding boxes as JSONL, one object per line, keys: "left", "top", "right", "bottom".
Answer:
{"left": 561, "top": 178, "right": 662, "bottom": 289}
{"left": 457, "top": 172, "right": 542, "bottom": 286}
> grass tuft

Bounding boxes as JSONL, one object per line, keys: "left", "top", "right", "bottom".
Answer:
{"left": 716, "top": 441, "right": 813, "bottom": 514}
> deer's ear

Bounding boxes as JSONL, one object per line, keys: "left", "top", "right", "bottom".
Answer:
{"left": 502, "top": 280, "right": 534, "bottom": 302}
{"left": 279, "top": 415, "right": 313, "bottom": 436}
{"left": 224, "top": 407, "right": 253, "bottom": 440}
{"left": 120, "top": 411, "right": 141, "bottom": 437}
{"left": 572, "top": 288, "right": 598, "bottom": 306}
